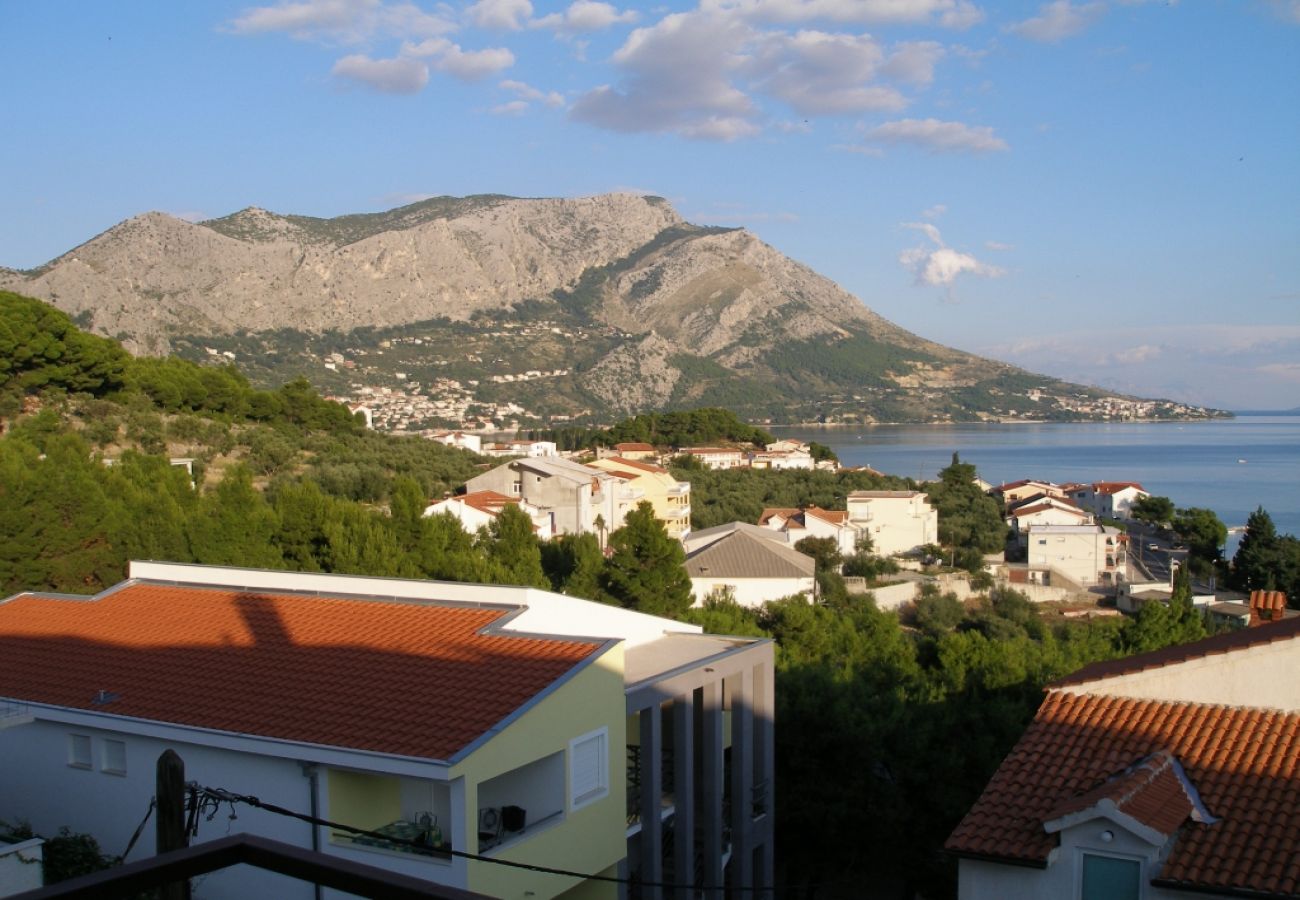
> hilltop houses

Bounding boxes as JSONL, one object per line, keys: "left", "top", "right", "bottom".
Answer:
{"left": 759, "top": 506, "right": 860, "bottom": 556}
{"left": 465, "top": 457, "right": 635, "bottom": 539}
{"left": 0, "top": 561, "right": 775, "bottom": 900}
{"left": 587, "top": 456, "right": 692, "bottom": 540}
{"left": 1068, "top": 481, "right": 1150, "bottom": 520}
{"left": 423, "top": 490, "right": 554, "bottom": 540}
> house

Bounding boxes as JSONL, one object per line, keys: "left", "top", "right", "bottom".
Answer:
{"left": 682, "top": 521, "right": 792, "bottom": 555}
{"left": 0, "top": 561, "right": 775, "bottom": 900}
{"left": 430, "top": 431, "right": 483, "bottom": 454}
{"left": 685, "top": 531, "right": 817, "bottom": 607}
{"left": 480, "top": 439, "right": 559, "bottom": 459}
{"left": 466, "top": 457, "right": 631, "bottom": 539}
{"left": 748, "top": 449, "right": 814, "bottom": 470}
{"left": 587, "top": 457, "right": 692, "bottom": 540}
{"left": 1026, "top": 524, "right": 1128, "bottom": 587}
{"left": 758, "top": 506, "right": 860, "bottom": 556}
{"left": 610, "top": 442, "right": 657, "bottom": 461}
{"left": 1007, "top": 496, "right": 1093, "bottom": 544}
{"left": 423, "top": 490, "right": 554, "bottom": 540}
{"left": 680, "top": 447, "right": 746, "bottom": 470}
{"left": 1068, "top": 481, "right": 1150, "bottom": 520}
{"left": 947, "top": 616, "right": 1300, "bottom": 900}
{"left": 845, "top": 491, "right": 938, "bottom": 557}
{"left": 992, "top": 480, "right": 1068, "bottom": 507}
{"left": 764, "top": 439, "right": 809, "bottom": 453}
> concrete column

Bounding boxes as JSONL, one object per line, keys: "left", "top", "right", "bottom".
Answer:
{"left": 752, "top": 660, "right": 775, "bottom": 896}
{"left": 698, "top": 680, "right": 724, "bottom": 900}
{"left": 726, "top": 669, "right": 754, "bottom": 900}
{"left": 639, "top": 704, "right": 664, "bottom": 900}
{"left": 672, "top": 693, "right": 695, "bottom": 900}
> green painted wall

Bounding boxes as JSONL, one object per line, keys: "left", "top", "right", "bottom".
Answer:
{"left": 452, "top": 644, "right": 627, "bottom": 900}
{"left": 328, "top": 769, "right": 401, "bottom": 832}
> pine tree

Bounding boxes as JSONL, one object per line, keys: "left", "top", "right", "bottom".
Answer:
{"left": 1230, "top": 506, "right": 1281, "bottom": 591}
{"left": 602, "top": 502, "right": 693, "bottom": 617}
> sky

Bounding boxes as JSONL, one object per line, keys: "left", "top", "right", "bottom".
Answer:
{"left": 3, "top": 0, "right": 1298, "bottom": 411}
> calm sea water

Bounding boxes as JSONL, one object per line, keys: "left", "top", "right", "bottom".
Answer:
{"left": 773, "top": 415, "right": 1300, "bottom": 546}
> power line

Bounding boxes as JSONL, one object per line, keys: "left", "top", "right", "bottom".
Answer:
{"left": 188, "top": 783, "right": 787, "bottom": 895}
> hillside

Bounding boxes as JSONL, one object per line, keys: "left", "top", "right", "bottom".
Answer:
{"left": 2, "top": 194, "right": 1221, "bottom": 425}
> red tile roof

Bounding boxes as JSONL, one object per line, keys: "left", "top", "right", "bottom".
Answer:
{"left": 1092, "top": 481, "right": 1146, "bottom": 494}
{"left": 946, "top": 691, "right": 1300, "bottom": 895}
{"left": 458, "top": 489, "right": 520, "bottom": 514}
{"left": 1052, "top": 616, "right": 1300, "bottom": 688}
{"left": 0, "top": 583, "right": 603, "bottom": 761}
{"left": 613, "top": 442, "right": 655, "bottom": 452}
{"left": 1251, "top": 590, "right": 1291, "bottom": 626}
{"left": 1042, "top": 750, "right": 1204, "bottom": 837}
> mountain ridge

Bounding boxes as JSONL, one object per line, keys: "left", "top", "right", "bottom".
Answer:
{"left": 0, "top": 193, "right": 1222, "bottom": 425}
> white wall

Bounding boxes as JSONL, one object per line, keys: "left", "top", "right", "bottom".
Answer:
{"left": 690, "top": 577, "right": 813, "bottom": 608}
{"left": 1060, "top": 638, "right": 1300, "bottom": 712}
{"left": 0, "top": 838, "right": 43, "bottom": 897}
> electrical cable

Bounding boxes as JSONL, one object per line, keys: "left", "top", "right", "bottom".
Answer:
{"left": 187, "top": 783, "right": 792, "bottom": 894}
{"left": 118, "top": 797, "right": 156, "bottom": 862}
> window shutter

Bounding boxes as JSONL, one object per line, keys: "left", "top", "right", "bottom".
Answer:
{"left": 570, "top": 729, "right": 608, "bottom": 808}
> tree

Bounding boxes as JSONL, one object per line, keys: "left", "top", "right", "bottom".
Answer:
{"left": 481, "top": 504, "right": 548, "bottom": 588}
{"left": 924, "top": 453, "right": 1005, "bottom": 554}
{"left": 1230, "top": 506, "right": 1282, "bottom": 592}
{"left": 602, "top": 502, "right": 693, "bottom": 617}
{"left": 1172, "top": 506, "right": 1227, "bottom": 573}
{"left": 540, "top": 532, "right": 609, "bottom": 602}
{"left": 186, "top": 466, "right": 284, "bottom": 569}
{"left": 793, "top": 536, "right": 842, "bottom": 573}
{"left": 1131, "top": 494, "right": 1175, "bottom": 527}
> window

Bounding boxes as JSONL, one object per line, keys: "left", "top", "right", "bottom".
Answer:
{"left": 68, "top": 734, "right": 92, "bottom": 769}
{"left": 1081, "top": 853, "right": 1140, "bottom": 900}
{"left": 101, "top": 739, "right": 127, "bottom": 775}
{"left": 569, "top": 727, "right": 609, "bottom": 810}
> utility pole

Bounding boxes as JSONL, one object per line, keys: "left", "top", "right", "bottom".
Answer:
{"left": 157, "top": 749, "right": 191, "bottom": 900}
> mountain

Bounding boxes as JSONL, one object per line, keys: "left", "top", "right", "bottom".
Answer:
{"left": 1, "top": 194, "right": 1221, "bottom": 425}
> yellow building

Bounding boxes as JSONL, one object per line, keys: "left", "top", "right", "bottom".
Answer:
{"left": 587, "top": 456, "right": 693, "bottom": 540}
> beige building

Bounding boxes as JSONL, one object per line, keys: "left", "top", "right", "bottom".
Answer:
{"left": 587, "top": 456, "right": 692, "bottom": 540}
{"left": 1026, "top": 524, "right": 1127, "bottom": 586}
{"left": 846, "top": 491, "right": 938, "bottom": 557}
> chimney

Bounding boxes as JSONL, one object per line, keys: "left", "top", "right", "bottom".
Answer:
{"left": 1248, "top": 590, "right": 1288, "bottom": 626}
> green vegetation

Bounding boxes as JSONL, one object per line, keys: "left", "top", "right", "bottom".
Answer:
{"left": 527, "top": 407, "right": 774, "bottom": 453}
{"left": 1229, "top": 507, "right": 1300, "bottom": 601}
{"left": 671, "top": 466, "right": 914, "bottom": 530}
{"left": 923, "top": 453, "right": 1007, "bottom": 564}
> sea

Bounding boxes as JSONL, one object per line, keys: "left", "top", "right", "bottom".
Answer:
{"left": 772, "top": 414, "right": 1300, "bottom": 553}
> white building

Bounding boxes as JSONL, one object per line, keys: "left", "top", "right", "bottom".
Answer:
{"left": 1067, "top": 481, "right": 1150, "bottom": 520}
{"left": 466, "top": 458, "right": 631, "bottom": 538}
{"left": 758, "top": 507, "right": 860, "bottom": 557}
{"left": 429, "top": 431, "right": 483, "bottom": 454}
{"left": 845, "top": 491, "right": 938, "bottom": 557}
{"left": 685, "top": 531, "right": 816, "bottom": 608}
{"left": 0, "top": 561, "right": 775, "bottom": 900}
{"left": 1026, "top": 524, "right": 1127, "bottom": 586}
{"left": 423, "top": 490, "right": 554, "bottom": 540}
{"left": 681, "top": 447, "right": 746, "bottom": 470}
{"left": 480, "top": 439, "right": 558, "bottom": 459}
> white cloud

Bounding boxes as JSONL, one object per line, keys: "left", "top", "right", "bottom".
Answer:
{"left": 1007, "top": 1, "right": 1105, "bottom": 43}
{"left": 1258, "top": 362, "right": 1300, "bottom": 382}
{"left": 569, "top": 10, "right": 761, "bottom": 139}
{"left": 881, "top": 40, "right": 945, "bottom": 86}
{"left": 922, "top": 203, "right": 947, "bottom": 219}
{"left": 745, "top": 31, "right": 906, "bottom": 115}
{"left": 433, "top": 44, "right": 515, "bottom": 79}
{"left": 227, "top": 0, "right": 453, "bottom": 42}
{"left": 466, "top": 0, "right": 533, "bottom": 30}
{"left": 402, "top": 38, "right": 514, "bottom": 79}
{"left": 899, "top": 220, "right": 1005, "bottom": 291}
{"left": 985, "top": 239, "right": 1013, "bottom": 250}
{"left": 708, "top": 0, "right": 984, "bottom": 29}
{"left": 491, "top": 99, "right": 530, "bottom": 115}
{"left": 1265, "top": 0, "right": 1300, "bottom": 24}
{"left": 500, "top": 79, "right": 565, "bottom": 107}
{"left": 331, "top": 53, "right": 429, "bottom": 92}
{"left": 864, "top": 117, "right": 1008, "bottom": 153}
{"left": 533, "top": 1, "right": 638, "bottom": 33}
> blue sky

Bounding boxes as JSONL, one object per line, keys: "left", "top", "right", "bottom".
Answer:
{"left": 4, "top": 0, "right": 1298, "bottom": 410}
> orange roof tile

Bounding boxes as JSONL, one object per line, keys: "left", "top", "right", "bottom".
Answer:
{"left": 0, "top": 583, "right": 602, "bottom": 761}
{"left": 1052, "top": 617, "right": 1300, "bottom": 688}
{"left": 946, "top": 691, "right": 1300, "bottom": 895}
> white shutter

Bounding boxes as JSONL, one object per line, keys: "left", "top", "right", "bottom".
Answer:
{"left": 569, "top": 728, "right": 608, "bottom": 809}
